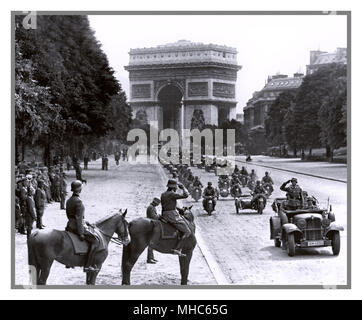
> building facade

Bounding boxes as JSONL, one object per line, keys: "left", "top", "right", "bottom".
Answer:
{"left": 306, "top": 47, "right": 347, "bottom": 75}
{"left": 125, "top": 40, "right": 241, "bottom": 135}
{"left": 243, "top": 73, "right": 304, "bottom": 130}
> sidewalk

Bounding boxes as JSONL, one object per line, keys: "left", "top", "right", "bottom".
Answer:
{"left": 236, "top": 156, "right": 348, "bottom": 182}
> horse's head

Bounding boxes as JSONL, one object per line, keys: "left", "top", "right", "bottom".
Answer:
{"left": 180, "top": 205, "right": 194, "bottom": 223}
{"left": 115, "top": 209, "right": 131, "bottom": 246}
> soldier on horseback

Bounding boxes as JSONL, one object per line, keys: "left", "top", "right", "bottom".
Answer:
{"left": 65, "top": 180, "right": 99, "bottom": 272}
{"left": 160, "top": 179, "right": 190, "bottom": 257}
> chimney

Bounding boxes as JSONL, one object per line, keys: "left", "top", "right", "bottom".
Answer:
{"left": 293, "top": 72, "right": 304, "bottom": 78}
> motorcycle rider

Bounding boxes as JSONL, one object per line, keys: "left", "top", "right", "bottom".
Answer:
{"left": 230, "top": 173, "right": 241, "bottom": 187}
{"left": 249, "top": 169, "right": 257, "bottom": 181}
{"left": 192, "top": 176, "right": 203, "bottom": 189}
{"left": 253, "top": 180, "right": 266, "bottom": 196}
{"left": 233, "top": 165, "right": 240, "bottom": 175}
{"left": 261, "top": 171, "right": 274, "bottom": 193}
{"left": 218, "top": 175, "right": 229, "bottom": 188}
{"left": 240, "top": 166, "right": 248, "bottom": 176}
{"left": 160, "top": 179, "right": 190, "bottom": 257}
{"left": 202, "top": 182, "right": 217, "bottom": 212}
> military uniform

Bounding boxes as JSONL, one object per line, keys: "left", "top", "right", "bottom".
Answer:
{"left": 161, "top": 181, "right": 190, "bottom": 255}
{"left": 60, "top": 174, "right": 67, "bottom": 209}
{"left": 66, "top": 191, "right": 98, "bottom": 271}
{"left": 146, "top": 199, "right": 160, "bottom": 262}
{"left": 262, "top": 175, "right": 274, "bottom": 193}
{"left": 34, "top": 183, "right": 47, "bottom": 229}
{"left": 202, "top": 186, "right": 217, "bottom": 210}
{"left": 280, "top": 179, "right": 304, "bottom": 215}
{"left": 25, "top": 189, "right": 36, "bottom": 239}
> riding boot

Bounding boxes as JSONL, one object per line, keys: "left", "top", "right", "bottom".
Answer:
{"left": 84, "top": 244, "right": 99, "bottom": 272}
{"left": 172, "top": 234, "right": 188, "bottom": 257}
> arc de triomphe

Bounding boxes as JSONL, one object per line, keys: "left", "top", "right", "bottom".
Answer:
{"left": 125, "top": 40, "right": 241, "bottom": 136}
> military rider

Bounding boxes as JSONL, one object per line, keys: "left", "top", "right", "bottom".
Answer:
{"left": 193, "top": 176, "right": 203, "bottom": 189}
{"left": 240, "top": 166, "right": 248, "bottom": 176}
{"left": 202, "top": 182, "right": 217, "bottom": 212}
{"left": 160, "top": 179, "right": 191, "bottom": 257}
{"left": 249, "top": 169, "right": 257, "bottom": 181}
{"left": 253, "top": 180, "right": 266, "bottom": 195}
{"left": 65, "top": 180, "right": 99, "bottom": 272}
{"left": 261, "top": 171, "right": 274, "bottom": 193}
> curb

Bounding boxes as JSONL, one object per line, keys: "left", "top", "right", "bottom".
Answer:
{"left": 235, "top": 159, "right": 347, "bottom": 184}
{"left": 157, "top": 164, "right": 230, "bottom": 285}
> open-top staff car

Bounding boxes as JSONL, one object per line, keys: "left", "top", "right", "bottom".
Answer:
{"left": 270, "top": 198, "right": 344, "bottom": 257}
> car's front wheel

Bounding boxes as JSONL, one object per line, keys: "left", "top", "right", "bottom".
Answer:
{"left": 332, "top": 231, "right": 341, "bottom": 256}
{"left": 287, "top": 233, "right": 296, "bottom": 257}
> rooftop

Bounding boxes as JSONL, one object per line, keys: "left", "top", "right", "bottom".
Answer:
{"left": 127, "top": 40, "right": 239, "bottom": 66}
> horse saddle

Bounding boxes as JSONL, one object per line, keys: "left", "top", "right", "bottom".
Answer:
{"left": 65, "top": 228, "right": 107, "bottom": 255}
{"left": 157, "top": 217, "right": 179, "bottom": 240}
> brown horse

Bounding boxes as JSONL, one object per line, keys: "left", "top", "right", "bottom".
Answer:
{"left": 122, "top": 206, "right": 196, "bottom": 285}
{"left": 27, "top": 210, "right": 130, "bottom": 286}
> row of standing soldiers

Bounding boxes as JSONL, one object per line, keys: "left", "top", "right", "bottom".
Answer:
{"left": 15, "top": 164, "right": 67, "bottom": 238}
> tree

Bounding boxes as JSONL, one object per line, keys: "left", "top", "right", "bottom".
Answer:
{"left": 265, "top": 90, "right": 297, "bottom": 153}
{"left": 15, "top": 15, "right": 124, "bottom": 164}
{"left": 318, "top": 64, "right": 347, "bottom": 161}
{"left": 292, "top": 63, "right": 346, "bottom": 158}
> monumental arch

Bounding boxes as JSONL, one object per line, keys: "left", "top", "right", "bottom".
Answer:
{"left": 125, "top": 40, "right": 242, "bottom": 135}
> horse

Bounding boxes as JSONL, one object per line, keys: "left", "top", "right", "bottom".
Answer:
{"left": 27, "top": 209, "right": 130, "bottom": 286}
{"left": 122, "top": 206, "right": 196, "bottom": 285}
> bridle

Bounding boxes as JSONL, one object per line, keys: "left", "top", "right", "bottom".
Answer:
{"left": 97, "top": 221, "right": 129, "bottom": 246}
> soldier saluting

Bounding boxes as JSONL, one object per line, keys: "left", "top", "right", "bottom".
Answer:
{"left": 160, "top": 179, "right": 190, "bottom": 257}
{"left": 280, "top": 177, "right": 304, "bottom": 210}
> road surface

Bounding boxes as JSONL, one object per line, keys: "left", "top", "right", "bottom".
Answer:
{"left": 14, "top": 156, "right": 348, "bottom": 286}
{"left": 182, "top": 156, "right": 347, "bottom": 286}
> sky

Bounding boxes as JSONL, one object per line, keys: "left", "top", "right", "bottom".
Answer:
{"left": 88, "top": 14, "right": 347, "bottom": 114}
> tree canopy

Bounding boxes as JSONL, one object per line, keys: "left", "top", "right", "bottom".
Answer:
{"left": 15, "top": 15, "right": 131, "bottom": 164}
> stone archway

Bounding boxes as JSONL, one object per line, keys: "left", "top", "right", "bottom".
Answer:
{"left": 157, "top": 84, "right": 183, "bottom": 132}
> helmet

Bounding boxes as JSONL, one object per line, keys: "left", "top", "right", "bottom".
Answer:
{"left": 207, "top": 182, "right": 212, "bottom": 186}
{"left": 291, "top": 178, "right": 298, "bottom": 183}
{"left": 265, "top": 171, "right": 269, "bottom": 175}
{"left": 71, "top": 180, "right": 83, "bottom": 192}
{"left": 167, "top": 179, "right": 178, "bottom": 188}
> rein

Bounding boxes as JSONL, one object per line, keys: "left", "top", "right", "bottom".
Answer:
{"left": 97, "top": 228, "right": 125, "bottom": 246}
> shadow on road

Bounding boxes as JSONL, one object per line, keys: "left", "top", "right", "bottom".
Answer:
{"left": 260, "top": 246, "right": 336, "bottom": 261}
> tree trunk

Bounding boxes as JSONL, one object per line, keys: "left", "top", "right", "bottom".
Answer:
{"left": 15, "top": 139, "right": 19, "bottom": 165}
{"left": 21, "top": 142, "right": 25, "bottom": 161}
{"left": 326, "top": 145, "right": 331, "bottom": 158}
{"left": 309, "top": 148, "right": 312, "bottom": 156}
{"left": 301, "top": 149, "right": 305, "bottom": 160}
{"left": 330, "top": 148, "right": 334, "bottom": 162}
{"left": 293, "top": 146, "right": 297, "bottom": 157}
{"left": 43, "top": 137, "right": 51, "bottom": 167}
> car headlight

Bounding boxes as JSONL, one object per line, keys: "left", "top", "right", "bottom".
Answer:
{"left": 322, "top": 218, "right": 331, "bottom": 228}
{"left": 296, "top": 219, "right": 306, "bottom": 229}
